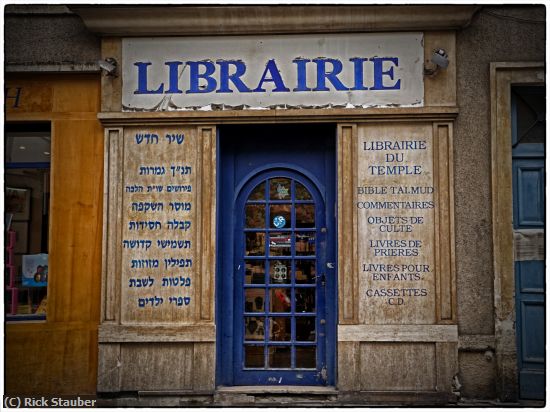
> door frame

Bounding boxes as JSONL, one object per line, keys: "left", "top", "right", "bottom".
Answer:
{"left": 490, "top": 62, "right": 545, "bottom": 401}
{"left": 215, "top": 124, "right": 337, "bottom": 387}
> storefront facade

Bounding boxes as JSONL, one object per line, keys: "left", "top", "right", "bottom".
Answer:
{"left": 4, "top": 5, "right": 545, "bottom": 406}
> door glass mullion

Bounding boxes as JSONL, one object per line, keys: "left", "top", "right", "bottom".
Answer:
{"left": 262, "top": 179, "right": 268, "bottom": 370}
{"left": 263, "top": 316, "right": 269, "bottom": 369}
{"left": 290, "top": 178, "right": 296, "bottom": 369}
{"left": 262, "top": 179, "right": 269, "bottom": 368}
{"left": 264, "top": 215, "right": 268, "bottom": 366}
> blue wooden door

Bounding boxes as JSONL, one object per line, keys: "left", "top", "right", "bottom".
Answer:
{"left": 512, "top": 86, "right": 545, "bottom": 400}
{"left": 217, "top": 124, "right": 336, "bottom": 386}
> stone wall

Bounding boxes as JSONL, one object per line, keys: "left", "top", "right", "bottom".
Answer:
{"left": 5, "top": 5, "right": 100, "bottom": 70}
{"left": 454, "top": 5, "right": 545, "bottom": 400}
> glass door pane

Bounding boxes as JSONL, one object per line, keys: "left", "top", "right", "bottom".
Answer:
{"left": 241, "top": 177, "right": 319, "bottom": 372}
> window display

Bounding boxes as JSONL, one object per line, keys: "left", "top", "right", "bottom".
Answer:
{"left": 5, "top": 124, "right": 50, "bottom": 320}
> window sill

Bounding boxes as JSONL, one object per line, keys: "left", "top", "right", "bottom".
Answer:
{"left": 6, "top": 314, "right": 46, "bottom": 323}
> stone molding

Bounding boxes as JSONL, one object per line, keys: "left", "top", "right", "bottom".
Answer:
{"left": 70, "top": 5, "right": 479, "bottom": 36}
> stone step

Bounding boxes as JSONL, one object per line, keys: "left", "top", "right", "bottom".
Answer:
{"left": 216, "top": 385, "right": 338, "bottom": 395}
{"left": 214, "top": 386, "right": 338, "bottom": 406}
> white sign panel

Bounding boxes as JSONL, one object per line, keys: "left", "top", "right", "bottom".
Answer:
{"left": 122, "top": 33, "right": 424, "bottom": 111}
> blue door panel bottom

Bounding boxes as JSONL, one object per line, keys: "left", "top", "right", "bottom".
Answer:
{"left": 519, "top": 370, "right": 545, "bottom": 400}
{"left": 217, "top": 124, "right": 336, "bottom": 387}
{"left": 515, "top": 260, "right": 545, "bottom": 400}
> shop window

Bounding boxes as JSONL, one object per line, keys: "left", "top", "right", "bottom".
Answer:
{"left": 5, "top": 123, "right": 50, "bottom": 321}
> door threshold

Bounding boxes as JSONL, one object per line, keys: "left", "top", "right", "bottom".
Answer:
{"left": 216, "top": 385, "right": 337, "bottom": 395}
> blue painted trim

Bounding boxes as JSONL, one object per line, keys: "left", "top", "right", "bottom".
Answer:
{"left": 512, "top": 159, "right": 545, "bottom": 229}
{"left": 6, "top": 314, "right": 46, "bottom": 321}
{"left": 217, "top": 127, "right": 337, "bottom": 387}
{"left": 512, "top": 143, "right": 545, "bottom": 158}
{"left": 217, "top": 132, "right": 237, "bottom": 386}
{"left": 325, "top": 131, "right": 338, "bottom": 385}
{"left": 215, "top": 128, "right": 223, "bottom": 386}
{"left": 6, "top": 162, "right": 50, "bottom": 169}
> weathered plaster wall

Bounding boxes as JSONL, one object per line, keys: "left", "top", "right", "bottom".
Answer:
{"left": 5, "top": 5, "right": 100, "bottom": 69}
{"left": 455, "top": 5, "right": 545, "bottom": 399}
{"left": 459, "top": 352, "right": 497, "bottom": 399}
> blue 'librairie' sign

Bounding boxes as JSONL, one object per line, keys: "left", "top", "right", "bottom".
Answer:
{"left": 122, "top": 33, "right": 424, "bottom": 111}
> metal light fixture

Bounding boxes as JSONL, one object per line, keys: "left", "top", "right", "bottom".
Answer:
{"left": 423, "top": 48, "right": 449, "bottom": 76}
{"left": 97, "top": 57, "right": 118, "bottom": 77}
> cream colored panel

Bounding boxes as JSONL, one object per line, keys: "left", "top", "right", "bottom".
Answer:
{"left": 359, "top": 343, "right": 436, "bottom": 391}
{"left": 103, "top": 128, "right": 123, "bottom": 322}
{"left": 197, "top": 127, "right": 216, "bottom": 322}
{"left": 337, "top": 341, "right": 361, "bottom": 391}
{"left": 97, "top": 343, "right": 121, "bottom": 392}
{"left": 121, "top": 127, "right": 197, "bottom": 324}
{"left": 338, "top": 124, "right": 358, "bottom": 324}
{"left": 192, "top": 342, "right": 216, "bottom": 391}
{"left": 357, "top": 123, "right": 436, "bottom": 324}
{"left": 119, "top": 343, "right": 194, "bottom": 391}
{"left": 424, "top": 31, "right": 456, "bottom": 107}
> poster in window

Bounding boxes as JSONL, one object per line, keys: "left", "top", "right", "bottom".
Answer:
{"left": 22, "top": 253, "right": 48, "bottom": 287}
{"left": 6, "top": 187, "right": 31, "bottom": 221}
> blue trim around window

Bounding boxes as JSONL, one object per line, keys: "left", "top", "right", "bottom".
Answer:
{"left": 6, "top": 162, "right": 51, "bottom": 169}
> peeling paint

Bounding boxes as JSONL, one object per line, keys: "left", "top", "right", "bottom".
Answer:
{"left": 122, "top": 100, "right": 424, "bottom": 112}
{"left": 452, "top": 374, "right": 462, "bottom": 396}
{"left": 317, "top": 366, "right": 328, "bottom": 382}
